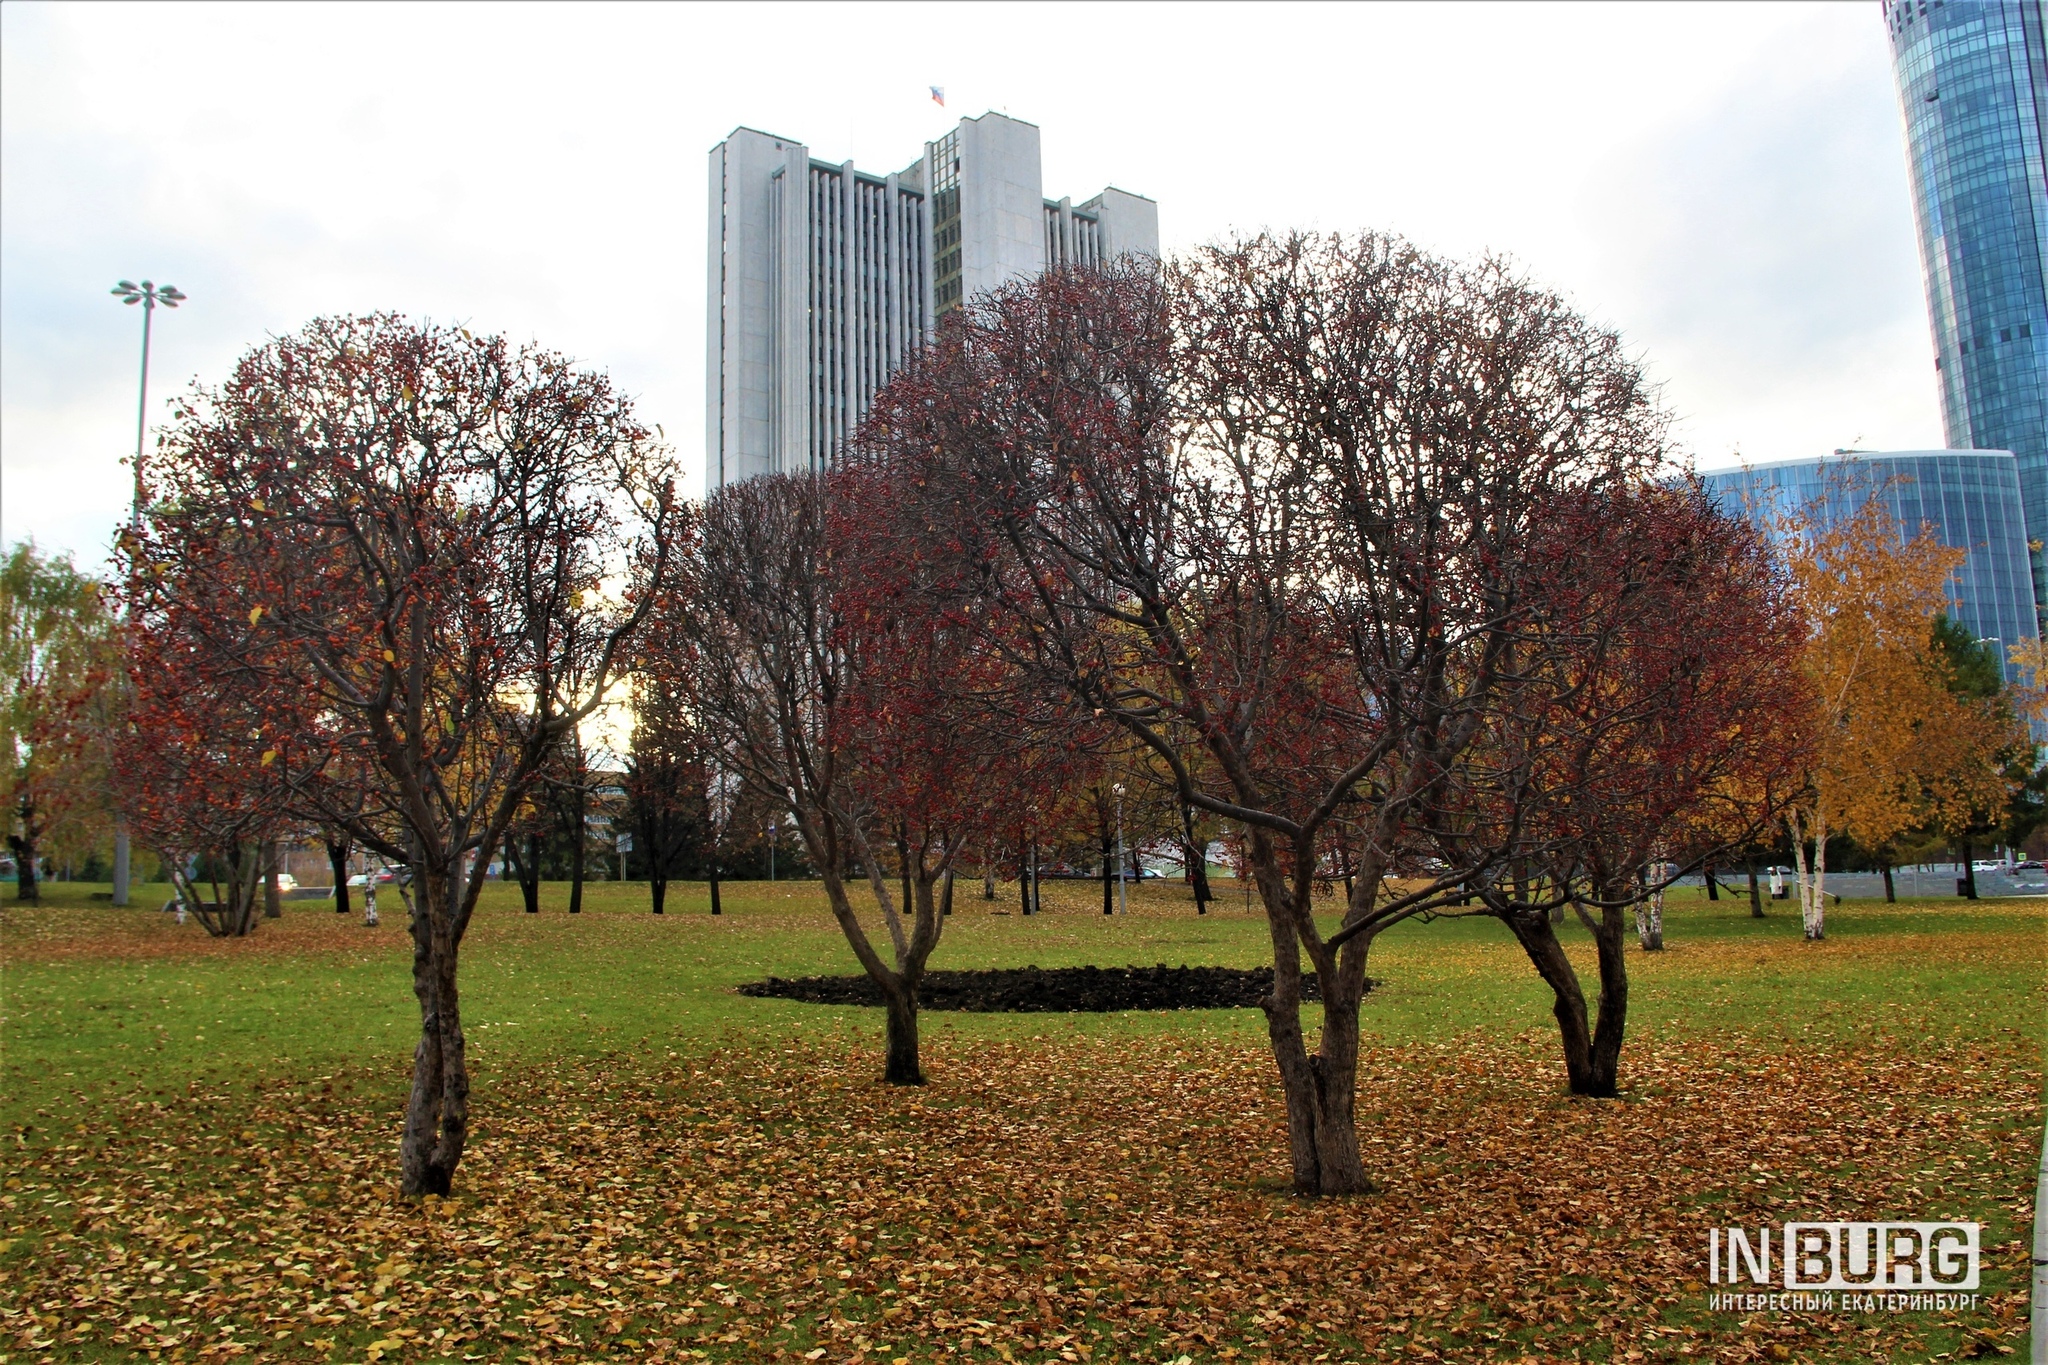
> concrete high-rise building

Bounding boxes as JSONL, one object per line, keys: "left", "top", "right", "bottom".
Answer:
{"left": 1702, "top": 450, "right": 2039, "bottom": 682}
{"left": 1883, "top": 0, "right": 2048, "bottom": 613}
{"left": 706, "top": 111, "right": 1160, "bottom": 491}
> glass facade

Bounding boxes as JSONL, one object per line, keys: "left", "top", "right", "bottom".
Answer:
{"left": 1701, "top": 451, "right": 2039, "bottom": 682}
{"left": 1885, "top": 0, "right": 2048, "bottom": 614}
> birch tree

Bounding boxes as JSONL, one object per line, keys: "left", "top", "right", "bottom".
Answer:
{"left": 1779, "top": 493, "right": 1972, "bottom": 938}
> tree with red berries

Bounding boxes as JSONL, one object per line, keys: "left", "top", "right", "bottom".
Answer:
{"left": 127, "top": 314, "right": 681, "bottom": 1195}
{"left": 1433, "top": 481, "right": 1812, "bottom": 1096}
{"left": 863, "top": 238, "right": 1732, "bottom": 1194}
{"left": 668, "top": 469, "right": 1077, "bottom": 1084}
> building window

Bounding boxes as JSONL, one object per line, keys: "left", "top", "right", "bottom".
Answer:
{"left": 930, "top": 133, "right": 964, "bottom": 317}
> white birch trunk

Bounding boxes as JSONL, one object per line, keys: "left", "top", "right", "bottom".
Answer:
{"left": 1633, "top": 883, "right": 1665, "bottom": 949}
{"left": 1786, "top": 809, "right": 1817, "bottom": 939}
{"left": 1808, "top": 820, "right": 1828, "bottom": 940}
{"left": 1785, "top": 807, "right": 1828, "bottom": 941}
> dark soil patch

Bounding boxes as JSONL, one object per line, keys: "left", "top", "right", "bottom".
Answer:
{"left": 738, "top": 964, "right": 1363, "bottom": 1012}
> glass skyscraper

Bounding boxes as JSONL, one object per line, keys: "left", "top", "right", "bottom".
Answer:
{"left": 1703, "top": 450, "right": 2039, "bottom": 679}
{"left": 1884, "top": 0, "right": 2048, "bottom": 613}
{"left": 1701, "top": 451, "right": 2039, "bottom": 682}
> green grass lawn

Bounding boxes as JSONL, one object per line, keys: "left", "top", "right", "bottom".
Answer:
{"left": 8, "top": 878, "right": 2039, "bottom": 1111}
{"left": 2, "top": 877, "right": 2042, "bottom": 1364}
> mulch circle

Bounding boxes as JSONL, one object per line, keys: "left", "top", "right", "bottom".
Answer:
{"left": 738, "top": 964, "right": 1369, "bottom": 1012}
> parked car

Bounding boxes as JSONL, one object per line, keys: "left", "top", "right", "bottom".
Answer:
{"left": 346, "top": 868, "right": 405, "bottom": 888}
{"left": 2016, "top": 861, "right": 2043, "bottom": 871}
{"left": 272, "top": 873, "right": 297, "bottom": 893}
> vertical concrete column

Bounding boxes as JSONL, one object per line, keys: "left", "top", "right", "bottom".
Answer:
{"left": 839, "top": 159, "right": 856, "bottom": 465}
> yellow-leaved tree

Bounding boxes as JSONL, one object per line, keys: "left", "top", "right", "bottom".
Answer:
{"left": 1778, "top": 491, "right": 2012, "bottom": 939}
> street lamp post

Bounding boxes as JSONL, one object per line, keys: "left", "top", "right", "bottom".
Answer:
{"left": 111, "top": 280, "right": 185, "bottom": 533}
{"left": 1112, "top": 783, "right": 1128, "bottom": 917}
{"left": 107, "top": 278, "right": 185, "bottom": 908}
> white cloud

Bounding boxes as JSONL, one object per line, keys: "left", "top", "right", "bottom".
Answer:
{"left": 1, "top": 0, "right": 1944, "bottom": 569}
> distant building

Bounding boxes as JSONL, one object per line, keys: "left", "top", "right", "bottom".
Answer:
{"left": 1883, "top": 0, "right": 2048, "bottom": 614}
{"left": 706, "top": 111, "right": 1160, "bottom": 492}
{"left": 1701, "top": 450, "right": 2039, "bottom": 681}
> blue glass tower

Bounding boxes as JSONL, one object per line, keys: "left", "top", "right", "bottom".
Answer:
{"left": 1884, "top": 0, "right": 2048, "bottom": 614}
{"left": 1701, "top": 451, "right": 2039, "bottom": 682}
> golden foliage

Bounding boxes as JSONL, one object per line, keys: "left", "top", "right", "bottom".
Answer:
{"left": 1776, "top": 489, "right": 2029, "bottom": 933}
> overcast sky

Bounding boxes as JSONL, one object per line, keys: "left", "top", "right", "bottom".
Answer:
{"left": 2, "top": 1, "right": 1940, "bottom": 571}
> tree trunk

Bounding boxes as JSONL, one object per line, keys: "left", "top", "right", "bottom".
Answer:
{"left": 982, "top": 852, "right": 994, "bottom": 901}
{"left": 1809, "top": 827, "right": 1829, "bottom": 936}
{"left": 1304, "top": 934, "right": 1374, "bottom": 1194}
{"left": 708, "top": 849, "right": 723, "bottom": 916}
{"left": 1256, "top": 901, "right": 1324, "bottom": 1194}
{"left": 112, "top": 820, "right": 131, "bottom": 907}
{"left": 519, "top": 834, "right": 541, "bottom": 914}
{"left": 567, "top": 785, "right": 586, "bottom": 915}
{"left": 400, "top": 865, "right": 469, "bottom": 1197}
{"left": 328, "top": 838, "right": 353, "bottom": 916}
{"left": 1703, "top": 863, "right": 1720, "bottom": 901}
{"left": 237, "top": 848, "right": 263, "bottom": 935}
{"left": 650, "top": 874, "right": 666, "bottom": 915}
{"left": 1634, "top": 886, "right": 1664, "bottom": 951}
{"left": 1787, "top": 809, "right": 1825, "bottom": 940}
{"left": 1018, "top": 837, "right": 1031, "bottom": 915}
{"left": 1252, "top": 889, "right": 1374, "bottom": 1197}
{"left": 1746, "top": 856, "right": 1764, "bottom": 917}
{"left": 263, "top": 841, "right": 283, "bottom": 918}
{"left": 1585, "top": 908, "right": 1631, "bottom": 1097}
{"left": 882, "top": 982, "right": 925, "bottom": 1085}
{"left": 1961, "top": 840, "right": 1979, "bottom": 900}
{"left": 1186, "top": 829, "right": 1211, "bottom": 913}
{"left": 897, "top": 828, "right": 911, "bottom": 926}
{"left": 1101, "top": 826, "right": 1114, "bottom": 916}
{"left": 940, "top": 869, "right": 954, "bottom": 917}
{"left": 10, "top": 797, "right": 39, "bottom": 903}
{"left": 1503, "top": 909, "right": 1600, "bottom": 1095}
{"left": 1882, "top": 862, "right": 1896, "bottom": 903}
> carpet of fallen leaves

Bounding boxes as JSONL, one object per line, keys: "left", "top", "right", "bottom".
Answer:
{"left": 2, "top": 1024, "right": 2036, "bottom": 1365}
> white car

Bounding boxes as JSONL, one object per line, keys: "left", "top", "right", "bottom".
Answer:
{"left": 272, "top": 873, "right": 297, "bottom": 893}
